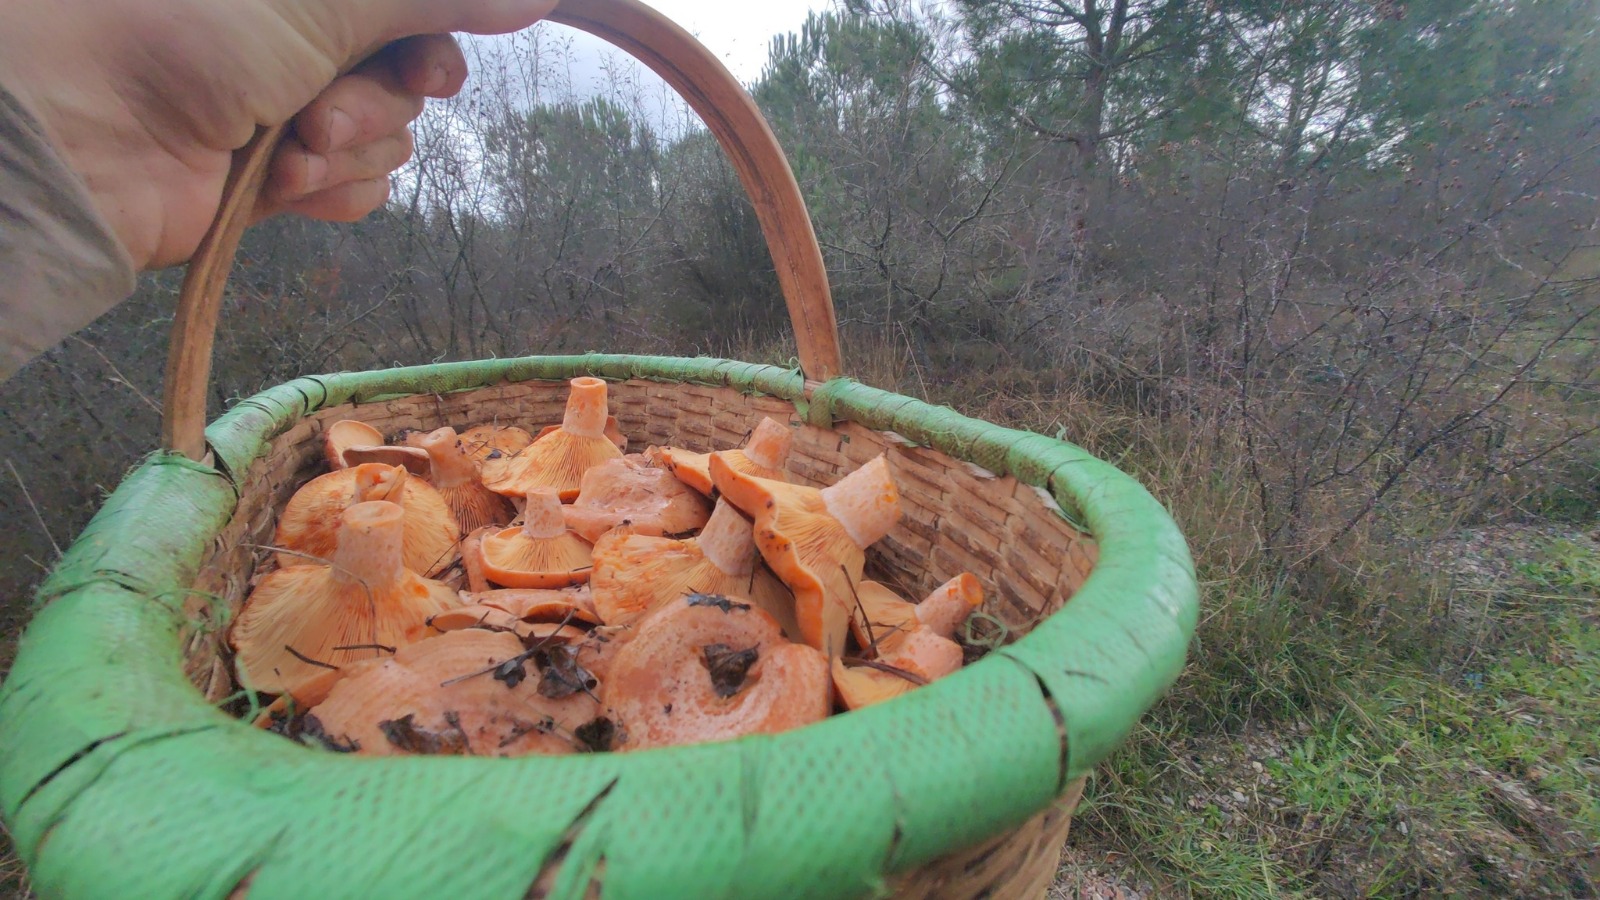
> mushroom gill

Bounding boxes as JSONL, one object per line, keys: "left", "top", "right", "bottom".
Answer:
{"left": 472, "top": 489, "right": 594, "bottom": 588}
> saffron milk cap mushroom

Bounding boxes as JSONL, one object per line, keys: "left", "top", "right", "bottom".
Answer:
{"left": 308, "top": 629, "right": 600, "bottom": 756}
{"left": 832, "top": 624, "right": 966, "bottom": 711}
{"left": 276, "top": 463, "right": 461, "bottom": 577}
{"left": 711, "top": 453, "right": 902, "bottom": 656}
{"left": 850, "top": 572, "right": 983, "bottom": 649}
{"left": 659, "top": 416, "right": 793, "bottom": 496}
{"left": 590, "top": 499, "right": 796, "bottom": 636}
{"left": 563, "top": 454, "right": 713, "bottom": 543}
{"left": 413, "top": 426, "right": 516, "bottom": 532}
{"left": 452, "top": 423, "right": 535, "bottom": 464}
{"left": 230, "top": 500, "right": 462, "bottom": 697}
{"left": 603, "top": 594, "right": 830, "bottom": 750}
{"left": 472, "top": 489, "right": 594, "bottom": 588}
{"left": 322, "top": 420, "right": 385, "bottom": 469}
{"left": 482, "top": 377, "right": 624, "bottom": 501}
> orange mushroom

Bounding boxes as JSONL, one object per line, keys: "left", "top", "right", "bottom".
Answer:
{"left": 537, "top": 415, "right": 629, "bottom": 454}
{"left": 659, "top": 416, "right": 792, "bottom": 496}
{"left": 846, "top": 581, "right": 917, "bottom": 650}
{"left": 910, "top": 572, "right": 984, "bottom": 638}
{"left": 426, "top": 605, "right": 592, "bottom": 643}
{"left": 342, "top": 444, "right": 431, "bottom": 477}
{"left": 603, "top": 594, "right": 830, "bottom": 750}
{"left": 711, "top": 453, "right": 902, "bottom": 657}
{"left": 412, "top": 426, "right": 516, "bottom": 532}
{"left": 230, "top": 500, "right": 462, "bottom": 697}
{"left": 563, "top": 454, "right": 713, "bottom": 543}
{"left": 307, "top": 629, "right": 600, "bottom": 756}
{"left": 431, "top": 586, "right": 602, "bottom": 636}
{"left": 849, "top": 573, "right": 984, "bottom": 649}
{"left": 461, "top": 525, "right": 494, "bottom": 593}
{"left": 832, "top": 624, "right": 965, "bottom": 711}
{"left": 482, "top": 377, "right": 623, "bottom": 501}
{"left": 465, "top": 586, "right": 599, "bottom": 623}
{"left": 590, "top": 499, "right": 797, "bottom": 636}
{"left": 275, "top": 463, "right": 461, "bottom": 577}
{"left": 454, "top": 423, "right": 534, "bottom": 464}
{"left": 322, "top": 420, "right": 385, "bottom": 469}
{"left": 471, "top": 489, "right": 594, "bottom": 588}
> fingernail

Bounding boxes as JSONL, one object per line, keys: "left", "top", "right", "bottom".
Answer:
{"left": 327, "top": 108, "right": 356, "bottom": 151}
{"left": 424, "top": 63, "right": 449, "bottom": 96}
{"left": 303, "top": 151, "right": 329, "bottom": 192}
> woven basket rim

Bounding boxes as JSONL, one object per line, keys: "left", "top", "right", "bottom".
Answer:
{"left": 0, "top": 353, "right": 1197, "bottom": 898}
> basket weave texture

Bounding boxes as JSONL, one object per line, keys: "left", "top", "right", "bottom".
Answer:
{"left": 0, "top": 355, "right": 1196, "bottom": 898}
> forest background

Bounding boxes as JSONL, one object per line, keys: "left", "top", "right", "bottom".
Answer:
{"left": 2, "top": 0, "right": 1597, "bottom": 894}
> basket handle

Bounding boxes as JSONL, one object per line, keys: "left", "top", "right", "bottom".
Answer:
{"left": 161, "top": 0, "right": 843, "bottom": 460}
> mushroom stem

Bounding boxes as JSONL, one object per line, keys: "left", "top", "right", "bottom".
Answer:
{"left": 330, "top": 502, "right": 409, "bottom": 590}
{"left": 743, "top": 418, "right": 792, "bottom": 470}
{"left": 561, "top": 377, "right": 611, "bottom": 439}
{"left": 698, "top": 500, "right": 756, "bottom": 576}
{"left": 819, "top": 456, "right": 902, "bottom": 549}
{"left": 352, "top": 463, "right": 408, "bottom": 504}
{"left": 521, "top": 490, "right": 568, "bottom": 540}
{"left": 417, "top": 427, "right": 477, "bottom": 489}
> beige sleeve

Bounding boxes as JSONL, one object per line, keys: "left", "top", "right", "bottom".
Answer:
{"left": 0, "top": 84, "right": 137, "bottom": 381}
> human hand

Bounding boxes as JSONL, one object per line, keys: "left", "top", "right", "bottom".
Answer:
{"left": 0, "top": 0, "right": 556, "bottom": 270}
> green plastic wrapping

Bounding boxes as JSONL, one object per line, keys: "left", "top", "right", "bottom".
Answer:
{"left": 0, "top": 354, "right": 1197, "bottom": 899}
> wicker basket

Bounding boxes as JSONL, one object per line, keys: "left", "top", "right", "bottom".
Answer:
{"left": 0, "top": 2, "right": 1197, "bottom": 897}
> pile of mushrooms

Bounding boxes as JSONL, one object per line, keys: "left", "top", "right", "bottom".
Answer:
{"left": 235, "top": 376, "right": 985, "bottom": 757}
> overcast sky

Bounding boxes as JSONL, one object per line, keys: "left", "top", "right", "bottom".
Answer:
{"left": 540, "top": 0, "right": 836, "bottom": 96}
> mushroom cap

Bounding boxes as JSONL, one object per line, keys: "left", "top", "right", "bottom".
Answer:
{"left": 343, "top": 444, "right": 432, "bottom": 478}
{"left": 473, "top": 493, "right": 594, "bottom": 589}
{"left": 603, "top": 594, "right": 830, "bottom": 751}
{"left": 879, "top": 626, "right": 965, "bottom": 680}
{"left": 832, "top": 626, "right": 964, "bottom": 711}
{"left": 464, "top": 586, "right": 601, "bottom": 625}
{"left": 563, "top": 455, "right": 713, "bottom": 543}
{"left": 455, "top": 424, "right": 535, "bottom": 464}
{"left": 275, "top": 464, "right": 461, "bottom": 576}
{"left": 426, "top": 606, "right": 592, "bottom": 643}
{"left": 232, "top": 501, "right": 462, "bottom": 697}
{"left": 830, "top": 659, "right": 916, "bottom": 710}
{"left": 710, "top": 455, "right": 872, "bottom": 657}
{"left": 323, "top": 420, "right": 385, "bottom": 469}
{"left": 589, "top": 505, "right": 797, "bottom": 637}
{"left": 657, "top": 417, "right": 793, "bottom": 496}
{"left": 658, "top": 448, "right": 785, "bottom": 497}
{"left": 308, "top": 630, "right": 599, "bottom": 756}
{"left": 847, "top": 580, "right": 918, "bottom": 651}
{"left": 481, "top": 428, "right": 624, "bottom": 501}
